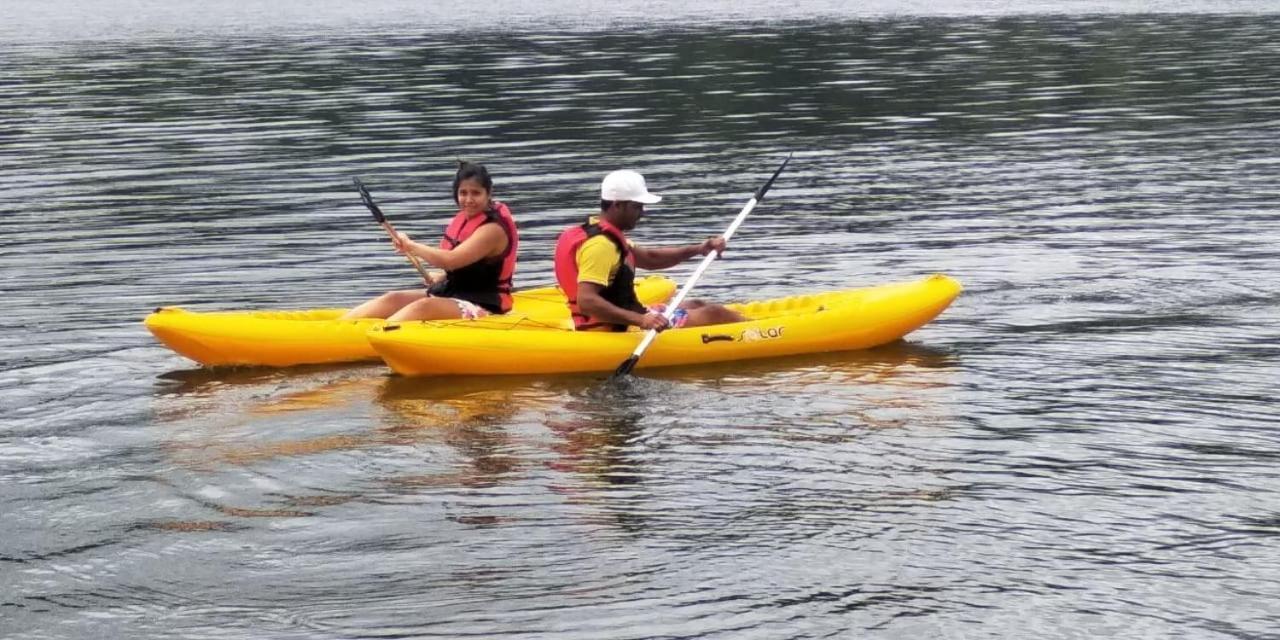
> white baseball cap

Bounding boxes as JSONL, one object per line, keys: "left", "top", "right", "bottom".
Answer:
{"left": 601, "top": 170, "right": 662, "bottom": 204}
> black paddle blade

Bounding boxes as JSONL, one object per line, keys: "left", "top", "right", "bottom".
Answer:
{"left": 753, "top": 152, "right": 793, "bottom": 202}
{"left": 612, "top": 355, "right": 640, "bottom": 378}
{"left": 352, "top": 177, "right": 387, "bottom": 223}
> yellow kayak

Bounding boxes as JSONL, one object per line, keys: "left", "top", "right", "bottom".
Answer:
{"left": 368, "top": 274, "right": 962, "bottom": 376}
{"left": 144, "top": 276, "right": 677, "bottom": 367}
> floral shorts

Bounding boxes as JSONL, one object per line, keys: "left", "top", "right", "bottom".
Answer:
{"left": 449, "top": 298, "right": 490, "bottom": 320}
{"left": 647, "top": 304, "right": 690, "bottom": 328}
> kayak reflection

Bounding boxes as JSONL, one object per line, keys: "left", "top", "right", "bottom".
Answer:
{"left": 147, "top": 340, "right": 958, "bottom": 528}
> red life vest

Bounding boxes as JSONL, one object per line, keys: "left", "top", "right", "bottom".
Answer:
{"left": 553, "top": 218, "right": 645, "bottom": 330}
{"left": 428, "top": 201, "right": 518, "bottom": 313}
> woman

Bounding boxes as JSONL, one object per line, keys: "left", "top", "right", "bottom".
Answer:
{"left": 343, "top": 162, "right": 518, "bottom": 321}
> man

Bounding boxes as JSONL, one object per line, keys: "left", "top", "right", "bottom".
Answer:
{"left": 553, "top": 169, "right": 748, "bottom": 332}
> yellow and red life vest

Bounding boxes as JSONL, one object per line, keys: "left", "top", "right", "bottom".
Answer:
{"left": 553, "top": 218, "right": 645, "bottom": 330}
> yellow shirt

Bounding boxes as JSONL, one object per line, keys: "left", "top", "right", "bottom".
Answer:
{"left": 576, "top": 217, "right": 633, "bottom": 286}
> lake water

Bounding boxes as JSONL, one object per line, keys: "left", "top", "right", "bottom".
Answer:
{"left": 3, "top": 2, "right": 1280, "bottom": 638}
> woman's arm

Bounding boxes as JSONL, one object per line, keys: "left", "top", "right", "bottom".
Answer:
{"left": 394, "top": 223, "right": 508, "bottom": 271}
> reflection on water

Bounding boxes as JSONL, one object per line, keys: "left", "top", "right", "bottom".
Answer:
{"left": 143, "top": 340, "right": 959, "bottom": 534}
{"left": 6, "top": 8, "right": 1280, "bottom": 639}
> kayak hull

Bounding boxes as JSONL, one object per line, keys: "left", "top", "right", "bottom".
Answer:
{"left": 368, "top": 274, "right": 962, "bottom": 376}
{"left": 144, "top": 276, "right": 677, "bottom": 367}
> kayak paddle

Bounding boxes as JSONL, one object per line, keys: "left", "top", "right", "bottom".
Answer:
{"left": 352, "top": 177, "right": 433, "bottom": 284}
{"left": 612, "top": 152, "right": 793, "bottom": 378}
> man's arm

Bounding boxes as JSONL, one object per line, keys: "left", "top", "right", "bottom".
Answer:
{"left": 632, "top": 236, "right": 726, "bottom": 270}
{"left": 577, "top": 283, "right": 668, "bottom": 331}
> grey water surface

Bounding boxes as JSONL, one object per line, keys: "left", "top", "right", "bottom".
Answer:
{"left": 2, "top": 1, "right": 1280, "bottom": 638}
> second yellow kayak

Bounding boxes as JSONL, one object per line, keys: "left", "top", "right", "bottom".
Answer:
{"left": 144, "top": 276, "right": 677, "bottom": 367}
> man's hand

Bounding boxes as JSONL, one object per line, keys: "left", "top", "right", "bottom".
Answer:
{"left": 639, "top": 310, "right": 670, "bottom": 332}
{"left": 698, "top": 236, "right": 728, "bottom": 257}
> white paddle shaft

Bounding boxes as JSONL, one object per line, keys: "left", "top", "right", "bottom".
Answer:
{"left": 627, "top": 196, "right": 761, "bottom": 359}
{"left": 611, "top": 153, "right": 791, "bottom": 377}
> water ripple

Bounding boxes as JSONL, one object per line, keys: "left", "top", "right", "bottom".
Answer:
{"left": 4, "top": 11, "right": 1280, "bottom": 640}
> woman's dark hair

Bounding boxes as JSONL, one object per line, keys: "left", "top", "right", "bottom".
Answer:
{"left": 452, "top": 161, "right": 493, "bottom": 204}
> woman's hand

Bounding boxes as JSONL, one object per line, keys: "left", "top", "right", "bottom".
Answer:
{"left": 392, "top": 231, "right": 417, "bottom": 256}
{"left": 423, "top": 270, "right": 446, "bottom": 287}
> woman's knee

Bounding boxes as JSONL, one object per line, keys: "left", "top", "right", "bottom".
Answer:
{"left": 388, "top": 297, "right": 461, "bottom": 322}
{"left": 381, "top": 290, "right": 423, "bottom": 305}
